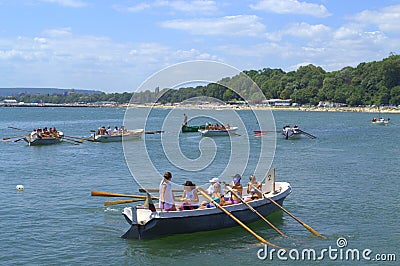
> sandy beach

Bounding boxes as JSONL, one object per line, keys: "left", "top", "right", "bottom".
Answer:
{"left": 2, "top": 101, "right": 399, "bottom": 113}
{"left": 127, "top": 103, "right": 400, "bottom": 114}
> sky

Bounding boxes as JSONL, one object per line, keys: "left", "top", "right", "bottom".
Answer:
{"left": 0, "top": 0, "right": 399, "bottom": 93}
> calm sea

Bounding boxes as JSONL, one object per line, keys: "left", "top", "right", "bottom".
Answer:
{"left": 0, "top": 107, "right": 398, "bottom": 265}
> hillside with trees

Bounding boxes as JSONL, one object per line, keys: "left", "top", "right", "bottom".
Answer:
{"left": 157, "top": 54, "right": 400, "bottom": 106}
{"left": 1, "top": 55, "right": 399, "bottom": 106}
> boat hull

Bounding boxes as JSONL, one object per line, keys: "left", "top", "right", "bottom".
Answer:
{"left": 93, "top": 129, "right": 143, "bottom": 142}
{"left": 181, "top": 125, "right": 206, "bottom": 132}
{"left": 371, "top": 121, "right": 388, "bottom": 126}
{"left": 23, "top": 137, "right": 62, "bottom": 146}
{"left": 23, "top": 132, "right": 64, "bottom": 146}
{"left": 281, "top": 131, "right": 303, "bottom": 140}
{"left": 200, "top": 127, "right": 238, "bottom": 137}
{"left": 121, "top": 182, "right": 291, "bottom": 239}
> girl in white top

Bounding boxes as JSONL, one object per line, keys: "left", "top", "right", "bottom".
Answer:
{"left": 159, "top": 171, "right": 176, "bottom": 211}
{"left": 180, "top": 181, "right": 199, "bottom": 210}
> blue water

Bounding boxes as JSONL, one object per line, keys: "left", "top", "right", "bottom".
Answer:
{"left": 0, "top": 107, "right": 398, "bottom": 265}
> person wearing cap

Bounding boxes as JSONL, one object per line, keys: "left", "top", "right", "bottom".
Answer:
{"left": 245, "top": 175, "right": 262, "bottom": 202}
{"left": 206, "top": 177, "right": 224, "bottom": 195}
{"left": 227, "top": 175, "right": 243, "bottom": 204}
{"left": 180, "top": 181, "right": 199, "bottom": 210}
{"left": 159, "top": 171, "right": 177, "bottom": 211}
{"left": 199, "top": 182, "right": 226, "bottom": 209}
{"left": 229, "top": 174, "right": 241, "bottom": 186}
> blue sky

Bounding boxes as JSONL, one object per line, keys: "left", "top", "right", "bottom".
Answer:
{"left": 0, "top": 0, "right": 399, "bottom": 92}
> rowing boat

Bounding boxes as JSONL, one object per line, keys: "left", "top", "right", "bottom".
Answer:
{"left": 121, "top": 180, "right": 291, "bottom": 239}
{"left": 371, "top": 106, "right": 389, "bottom": 126}
{"left": 371, "top": 117, "right": 389, "bottom": 126}
{"left": 281, "top": 127, "right": 303, "bottom": 140}
{"left": 91, "top": 129, "right": 144, "bottom": 142}
{"left": 181, "top": 124, "right": 206, "bottom": 133}
{"left": 199, "top": 127, "right": 238, "bottom": 137}
{"left": 23, "top": 132, "right": 64, "bottom": 146}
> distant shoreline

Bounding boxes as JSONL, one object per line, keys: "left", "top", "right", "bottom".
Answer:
{"left": 128, "top": 104, "right": 400, "bottom": 114}
{"left": 1, "top": 103, "right": 399, "bottom": 114}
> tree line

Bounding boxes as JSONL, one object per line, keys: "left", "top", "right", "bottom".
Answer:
{"left": 158, "top": 54, "right": 400, "bottom": 106}
{"left": 2, "top": 55, "right": 399, "bottom": 106}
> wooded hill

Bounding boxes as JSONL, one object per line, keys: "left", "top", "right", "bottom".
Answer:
{"left": 2, "top": 55, "right": 399, "bottom": 106}
{"left": 158, "top": 54, "right": 400, "bottom": 106}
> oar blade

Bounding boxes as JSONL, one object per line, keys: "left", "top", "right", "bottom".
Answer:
{"left": 303, "top": 223, "right": 328, "bottom": 239}
{"left": 104, "top": 199, "right": 141, "bottom": 206}
{"left": 91, "top": 190, "right": 158, "bottom": 200}
{"left": 252, "top": 184, "right": 326, "bottom": 239}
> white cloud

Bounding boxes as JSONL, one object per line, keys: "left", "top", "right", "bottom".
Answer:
{"left": 173, "top": 48, "right": 219, "bottom": 61}
{"left": 115, "top": 0, "right": 218, "bottom": 14}
{"left": 43, "top": 28, "right": 73, "bottom": 37}
{"left": 351, "top": 4, "right": 400, "bottom": 33}
{"left": 166, "top": 0, "right": 218, "bottom": 13}
{"left": 333, "top": 25, "right": 363, "bottom": 40}
{"left": 41, "top": 0, "right": 88, "bottom": 8}
{"left": 0, "top": 29, "right": 222, "bottom": 91}
{"left": 117, "top": 3, "right": 152, "bottom": 13}
{"left": 129, "top": 43, "right": 170, "bottom": 56}
{"left": 250, "top": 0, "right": 331, "bottom": 18}
{"left": 268, "top": 22, "right": 331, "bottom": 41}
{"left": 161, "top": 15, "right": 266, "bottom": 36}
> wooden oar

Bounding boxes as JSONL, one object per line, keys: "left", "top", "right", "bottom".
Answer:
{"left": 298, "top": 130, "right": 316, "bottom": 139}
{"left": 223, "top": 183, "right": 287, "bottom": 237}
{"left": 251, "top": 185, "right": 327, "bottom": 239}
{"left": 197, "top": 187, "right": 286, "bottom": 250}
{"left": 139, "top": 188, "right": 183, "bottom": 193}
{"left": 254, "top": 130, "right": 281, "bottom": 133}
{"left": 104, "top": 199, "right": 142, "bottom": 206}
{"left": 77, "top": 136, "right": 93, "bottom": 143}
{"left": 64, "top": 135, "right": 80, "bottom": 138}
{"left": 91, "top": 190, "right": 159, "bottom": 200}
{"left": 61, "top": 138, "right": 79, "bottom": 145}
{"left": 63, "top": 137, "right": 82, "bottom": 144}
{"left": 144, "top": 130, "right": 164, "bottom": 134}
{"left": 3, "top": 135, "right": 26, "bottom": 140}
{"left": 8, "top": 126, "right": 31, "bottom": 132}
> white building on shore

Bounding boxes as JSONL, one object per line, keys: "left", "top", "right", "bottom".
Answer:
{"left": 262, "top": 99, "right": 291, "bottom": 106}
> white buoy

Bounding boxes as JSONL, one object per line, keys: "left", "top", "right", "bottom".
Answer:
{"left": 16, "top": 185, "right": 24, "bottom": 191}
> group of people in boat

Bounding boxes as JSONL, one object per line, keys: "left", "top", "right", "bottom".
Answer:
{"left": 96, "top": 125, "right": 127, "bottom": 136}
{"left": 158, "top": 171, "right": 263, "bottom": 212}
{"left": 283, "top": 125, "right": 299, "bottom": 133}
{"left": 205, "top": 123, "right": 231, "bottom": 130}
{"left": 283, "top": 124, "right": 299, "bottom": 138}
{"left": 371, "top": 117, "right": 389, "bottom": 122}
{"left": 30, "top": 127, "right": 61, "bottom": 140}
{"left": 182, "top": 114, "right": 230, "bottom": 130}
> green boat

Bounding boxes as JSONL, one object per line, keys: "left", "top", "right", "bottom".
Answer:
{"left": 181, "top": 124, "right": 206, "bottom": 133}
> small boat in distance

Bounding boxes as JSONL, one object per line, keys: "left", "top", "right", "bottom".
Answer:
{"left": 371, "top": 117, "right": 389, "bottom": 125}
{"left": 371, "top": 106, "right": 390, "bottom": 126}
{"left": 181, "top": 114, "right": 207, "bottom": 132}
{"left": 200, "top": 126, "right": 238, "bottom": 137}
{"left": 282, "top": 125, "right": 302, "bottom": 139}
{"left": 281, "top": 125, "right": 316, "bottom": 139}
{"left": 90, "top": 127, "right": 144, "bottom": 142}
{"left": 181, "top": 124, "right": 206, "bottom": 133}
